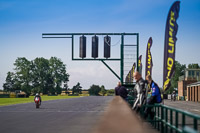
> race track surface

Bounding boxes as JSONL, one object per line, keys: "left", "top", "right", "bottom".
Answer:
{"left": 0, "top": 96, "right": 113, "bottom": 133}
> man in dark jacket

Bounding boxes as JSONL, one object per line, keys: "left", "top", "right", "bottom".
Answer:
{"left": 115, "top": 82, "right": 128, "bottom": 100}
{"left": 146, "top": 75, "right": 162, "bottom": 104}
{"left": 144, "top": 74, "right": 162, "bottom": 119}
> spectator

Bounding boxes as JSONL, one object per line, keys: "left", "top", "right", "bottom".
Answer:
{"left": 115, "top": 82, "right": 128, "bottom": 100}
{"left": 171, "top": 91, "right": 176, "bottom": 101}
{"left": 132, "top": 71, "right": 147, "bottom": 112}
{"left": 144, "top": 74, "right": 162, "bottom": 119}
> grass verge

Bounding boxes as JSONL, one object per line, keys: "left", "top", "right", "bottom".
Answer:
{"left": 0, "top": 95, "right": 80, "bottom": 106}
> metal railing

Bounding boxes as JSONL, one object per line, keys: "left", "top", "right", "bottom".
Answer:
{"left": 140, "top": 104, "right": 200, "bottom": 133}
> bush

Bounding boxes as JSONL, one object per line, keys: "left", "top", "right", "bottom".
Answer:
{"left": 0, "top": 94, "right": 10, "bottom": 98}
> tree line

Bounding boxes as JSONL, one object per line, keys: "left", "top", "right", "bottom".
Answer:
{"left": 3, "top": 57, "right": 69, "bottom": 96}
{"left": 70, "top": 83, "right": 115, "bottom": 96}
{"left": 88, "top": 84, "right": 114, "bottom": 96}
{"left": 3, "top": 57, "right": 115, "bottom": 96}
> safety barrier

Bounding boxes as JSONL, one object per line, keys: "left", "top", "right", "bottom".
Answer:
{"left": 140, "top": 104, "right": 200, "bottom": 133}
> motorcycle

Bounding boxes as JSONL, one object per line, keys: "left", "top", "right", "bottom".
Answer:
{"left": 35, "top": 97, "right": 40, "bottom": 108}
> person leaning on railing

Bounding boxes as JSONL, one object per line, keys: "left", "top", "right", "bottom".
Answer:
{"left": 132, "top": 71, "right": 147, "bottom": 112}
{"left": 115, "top": 82, "right": 128, "bottom": 101}
{"left": 144, "top": 74, "right": 162, "bottom": 119}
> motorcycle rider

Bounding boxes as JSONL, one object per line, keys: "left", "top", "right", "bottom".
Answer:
{"left": 34, "top": 93, "right": 42, "bottom": 105}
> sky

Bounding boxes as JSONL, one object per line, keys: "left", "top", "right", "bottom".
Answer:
{"left": 0, "top": 0, "right": 200, "bottom": 90}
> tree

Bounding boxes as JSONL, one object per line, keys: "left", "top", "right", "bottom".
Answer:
{"left": 14, "top": 57, "right": 32, "bottom": 96}
{"left": 3, "top": 72, "right": 15, "bottom": 92}
{"left": 63, "top": 82, "right": 69, "bottom": 91}
{"left": 49, "top": 57, "right": 69, "bottom": 94}
{"left": 167, "top": 61, "right": 186, "bottom": 94}
{"left": 32, "top": 57, "right": 50, "bottom": 94}
{"left": 3, "top": 57, "right": 70, "bottom": 95}
{"left": 31, "top": 57, "right": 69, "bottom": 95}
{"left": 188, "top": 63, "right": 200, "bottom": 69}
{"left": 107, "top": 89, "right": 115, "bottom": 96}
{"left": 99, "top": 85, "right": 106, "bottom": 96}
{"left": 72, "top": 82, "right": 82, "bottom": 94}
{"left": 88, "top": 85, "right": 101, "bottom": 96}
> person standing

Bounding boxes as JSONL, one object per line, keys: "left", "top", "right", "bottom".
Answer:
{"left": 171, "top": 91, "right": 176, "bottom": 101}
{"left": 145, "top": 75, "right": 162, "bottom": 104}
{"left": 132, "top": 71, "right": 147, "bottom": 111}
{"left": 115, "top": 82, "right": 128, "bottom": 100}
{"left": 144, "top": 74, "right": 162, "bottom": 119}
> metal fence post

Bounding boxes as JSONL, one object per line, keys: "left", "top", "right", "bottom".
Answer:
{"left": 161, "top": 106, "right": 164, "bottom": 133}
{"left": 155, "top": 106, "right": 158, "bottom": 129}
{"left": 158, "top": 105, "right": 160, "bottom": 131}
{"left": 165, "top": 108, "right": 168, "bottom": 133}
{"left": 182, "top": 114, "right": 185, "bottom": 130}
{"left": 154, "top": 106, "right": 156, "bottom": 128}
{"left": 120, "top": 34, "right": 124, "bottom": 84}
{"left": 170, "top": 110, "right": 173, "bottom": 133}
{"left": 176, "top": 112, "right": 179, "bottom": 133}
{"left": 193, "top": 119, "right": 197, "bottom": 131}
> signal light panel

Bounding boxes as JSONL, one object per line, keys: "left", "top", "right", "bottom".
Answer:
{"left": 79, "top": 35, "right": 111, "bottom": 58}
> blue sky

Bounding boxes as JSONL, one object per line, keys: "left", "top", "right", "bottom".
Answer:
{"left": 0, "top": 0, "right": 200, "bottom": 89}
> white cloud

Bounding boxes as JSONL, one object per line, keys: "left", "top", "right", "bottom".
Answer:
{"left": 68, "top": 63, "right": 120, "bottom": 89}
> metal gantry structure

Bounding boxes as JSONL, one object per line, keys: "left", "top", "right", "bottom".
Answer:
{"left": 42, "top": 33, "right": 139, "bottom": 86}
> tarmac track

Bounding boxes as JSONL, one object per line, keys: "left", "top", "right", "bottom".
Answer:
{"left": 0, "top": 96, "right": 113, "bottom": 133}
{"left": 164, "top": 100, "right": 200, "bottom": 115}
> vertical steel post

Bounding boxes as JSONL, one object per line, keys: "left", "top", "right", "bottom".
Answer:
{"left": 137, "top": 33, "right": 139, "bottom": 71}
{"left": 176, "top": 112, "right": 179, "bottom": 133}
{"left": 154, "top": 106, "right": 156, "bottom": 128}
{"left": 170, "top": 110, "right": 173, "bottom": 133}
{"left": 120, "top": 34, "right": 124, "bottom": 84}
{"left": 182, "top": 114, "right": 185, "bottom": 129}
{"left": 72, "top": 35, "right": 74, "bottom": 60}
{"left": 155, "top": 106, "right": 157, "bottom": 129}
{"left": 194, "top": 119, "right": 197, "bottom": 130}
{"left": 161, "top": 107, "right": 164, "bottom": 133}
{"left": 165, "top": 108, "right": 168, "bottom": 133}
{"left": 158, "top": 106, "right": 160, "bottom": 131}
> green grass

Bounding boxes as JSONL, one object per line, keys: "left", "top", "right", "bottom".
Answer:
{"left": 0, "top": 95, "right": 80, "bottom": 106}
